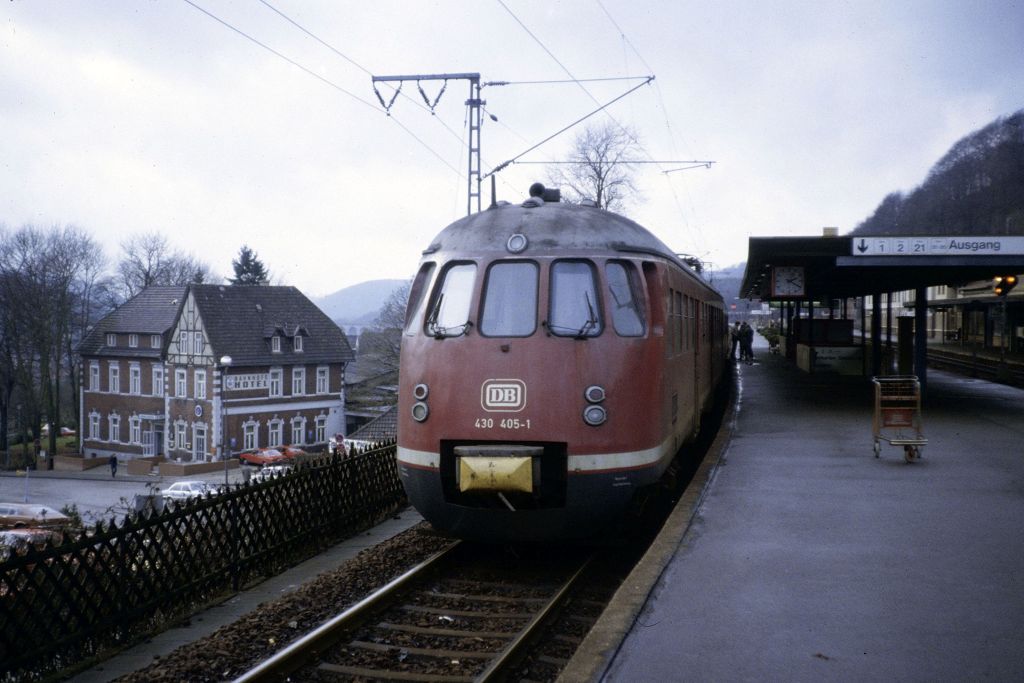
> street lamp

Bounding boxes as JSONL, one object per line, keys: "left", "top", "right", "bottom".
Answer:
{"left": 220, "top": 355, "right": 232, "bottom": 488}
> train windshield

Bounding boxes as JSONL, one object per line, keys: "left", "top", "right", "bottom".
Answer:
{"left": 549, "top": 260, "right": 602, "bottom": 338}
{"left": 606, "top": 261, "right": 645, "bottom": 336}
{"left": 480, "top": 261, "right": 538, "bottom": 336}
{"left": 425, "top": 263, "right": 476, "bottom": 338}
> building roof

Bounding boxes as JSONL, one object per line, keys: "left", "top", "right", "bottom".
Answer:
{"left": 347, "top": 405, "right": 397, "bottom": 443}
{"left": 78, "top": 286, "right": 187, "bottom": 356}
{"left": 190, "top": 284, "right": 354, "bottom": 366}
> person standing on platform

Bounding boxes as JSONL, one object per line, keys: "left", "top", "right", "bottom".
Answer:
{"left": 730, "top": 321, "right": 741, "bottom": 360}
{"left": 109, "top": 454, "right": 118, "bottom": 478}
{"left": 740, "top": 322, "right": 755, "bottom": 364}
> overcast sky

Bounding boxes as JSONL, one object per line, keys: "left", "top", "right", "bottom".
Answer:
{"left": 3, "top": 1, "right": 1023, "bottom": 297}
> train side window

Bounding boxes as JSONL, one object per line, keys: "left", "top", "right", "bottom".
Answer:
{"left": 549, "top": 260, "right": 602, "bottom": 338}
{"left": 480, "top": 261, "right": 538, "bottom": 337}
{"left": 404, "top": 263, "right": 436, "bottom": 335}
{"left": 425, "top": 262, "right": 477, "bottom": 338}
{"left": 606, "top": 261, "right": 645, "bottom": 337}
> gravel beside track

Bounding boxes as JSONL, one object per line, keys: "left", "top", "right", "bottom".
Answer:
{"left": 115, "top": 523, "right": 452, "bottom": 683}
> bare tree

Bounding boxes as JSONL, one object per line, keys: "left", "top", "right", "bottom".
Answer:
{"left": 362, "top": 281, "right": 411, "bottom": 376}
{"left": 546, "top": 121, "right": 644, "bottom": 212}
{"left": 117, "top": 232, "right": 213, "bottom": 299}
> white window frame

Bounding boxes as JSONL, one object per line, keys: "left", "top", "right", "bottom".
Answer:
{"left": 108, "top": 363, "right": 120, "bottom": 394}
{"left": 269, "top": 368, "right": 283, "bottom": 397}
{"left": 292, "top": 367, "right": 305, "bottom": 396}
{"left": 89, "top": 411, "right": 100, "bottom": 440}
{"left": 193, "top": 332, "right": 203, "bottom": 355}
{"left": 129, "top": 415, "right": 141, "bottom": 444}
{"left": 89, "top": 363, "right": 100, "bottom": 392}
{"left": 179, "top": 330, "right": 188, "bottom": 352}
{"left": 271, "top": 335, "right": 281, "bottom": 353}
{"left": 316, "top": 366, "right": 329, "bottom": 394}
{"left": 109, "top": 414, "right": 121, "bottom": 443}
{"left": 195, "top": 369, "right": 207, "bottom": 400}
{"left": 268, "top": 419, "right": 283, "bottom": 448}
{"left": 243, "top": 420, "right": 259, "bottom": 450}
{"left": 151, "top": 334, "right": 162, "bottom": 349}
{"left": 174, "top": 420, "right": 187, "bottom": 452}
{"left": 176, "top": 368, "right": 187, "bottom": 398}
{"left": 106, "top": 333, "right": 116, "bottom": 347}
{"left": 294, "top": 335, "right": 303, "bottom": 352}
{"left": 291, "top": 416, "right": 306, "bottom": 445}
{"left": 128, "top": 333, "right": 139, "bottom": 348}
{"left": 152, "top": 365, "right": 164, "bottom": 396}
{"left": 314, "top": 414, "right": 327, "bottom": 443}
{"left": 129, "top": 363, "right": 141, "bottom": 395}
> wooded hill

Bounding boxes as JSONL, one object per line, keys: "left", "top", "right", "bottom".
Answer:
{"left": 853, "top": 109, "right": 1024, "bottom": 236}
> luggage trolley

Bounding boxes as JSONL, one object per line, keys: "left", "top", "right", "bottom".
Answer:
{"left": 872, "top": 375, "right": 927, "bottom": 462}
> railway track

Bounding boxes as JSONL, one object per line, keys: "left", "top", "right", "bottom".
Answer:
{"left": 927, "top": 348, "right": 1024, "bottom": 388}
{"left": 235, "top": 541, "right": 595, "bottom": 682}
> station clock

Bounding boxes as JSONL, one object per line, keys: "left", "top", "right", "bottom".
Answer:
{"left": 771, "top": 266, "right": 806, "bottom": 297}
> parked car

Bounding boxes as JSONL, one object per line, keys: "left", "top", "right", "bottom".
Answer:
{"left": 238, "top": 446, "right": 305, "bottom": 466}
{"left": 0, "top": 503, "right": 70, "bottom": 529}
{"left": 161, "top": 481, "right": 217, "bottom": 501}
{"left": 0, "top": 527, "right": 62, "bottom": 550}
{"left": 252, "top": 464, "right": 293, "bottom": 483}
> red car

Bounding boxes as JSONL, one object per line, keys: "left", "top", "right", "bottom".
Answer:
{"left": 237, "top": 447, "right": 305, "bottom": 466}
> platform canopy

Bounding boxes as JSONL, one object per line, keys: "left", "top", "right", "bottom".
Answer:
{"left": 740, "top": 235, "right": 1024, "bottom": 301}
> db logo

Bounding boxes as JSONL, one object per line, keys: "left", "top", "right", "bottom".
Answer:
{"left": 481, "top": 379, "right": 526, "bottom": 412}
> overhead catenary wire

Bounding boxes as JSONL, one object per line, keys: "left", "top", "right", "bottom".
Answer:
{"left": 179, "top": 0, "right": 463, "bottom": 177}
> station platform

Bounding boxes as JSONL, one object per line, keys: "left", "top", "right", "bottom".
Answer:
{"left": 568, "top": 344, "right": 1024, "bottom": 681}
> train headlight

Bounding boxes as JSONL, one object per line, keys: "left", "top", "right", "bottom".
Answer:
{"left": 583, "top": 404, "right": 607, "bottom": 426}
{"left": 584, "top": 385, "right": 606, "bottom": 403}
{"left": 412, "top": 401, "right": 430, "bottom": 423}
{"left": 413, "top": 383, "right": 429, "bottom": 400}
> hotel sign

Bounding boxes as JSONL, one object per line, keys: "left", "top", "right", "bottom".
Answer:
{"left": 224, "top": 373, "right": 268, "bottom": 391}
{"left": 852, "top": 236, "right": 1024, "bottom": 257}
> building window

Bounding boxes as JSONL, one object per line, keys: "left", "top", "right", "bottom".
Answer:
{"left": 195, "top": 370, "right": 206, "bottom": 400}
{"left": 294, "top": 335, "right": 304, "bottom": 352}
{"left": 268, "top": 419, "right": 283, "bottom": 448}
{"left": 151, "top": 334, "right": 162, "bottom": 348}
{"left": 292, "top": 367, "right": 305, "bottom": 396}
{"left": 179, "top": 330, "right": 188, "bottom": 352}
{"left": 106, "top": 333, "right": 116, "bottom": 347}
{"left": 269, "top": 368, "right": 282, "bottom": 397}
{"left": 175, "top": 420, "right": 187, "bottom": 451}
{"left": 176, "top": 368, "right": 187, "bottom": 398}
{"left": 108, "top": 363, "right": 120, "bottom": 393}
{"left": 152, "top": 365, "right": 164, "bottom": 396}
{"left": 316, "top": 366, "right": 329, "bottom": 394}
{"left": 193, "top": 424, "right": 207, "bottom": 461}
{"left": 291, "top": 416, "right": 306, "bottom": 445}
{"left": 271, "top": 335, "right": 281, "bottom": 353}
{"left": 128, "top": 333, "right": 139, "bottom": 348}
{"left": 314, "top": 415, "right": 327, "bottom": 443}
{"left": 89, "top": 412, "right": 100, "bottom": 440}
{"left": 129, "top": 364, "right": 141, "bottom": 395}
{"left": 243, "top": 420, "right": 258, "bottom": 450}
{"left": 129, "top": 416, "right": 141, "bottom": 444}
{"left": 109, "top": 414, "right": 121, "bottom": 443}
{"left": 193, "top": 332, "right": 204, "bottom": 355}
{"left": 89, "top": 363, "right": 100, "bottom": 392}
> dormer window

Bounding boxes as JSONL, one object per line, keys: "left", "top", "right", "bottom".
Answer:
{"left": 151, "top": 334, "right": 161, "bottom": 349}
{"left": 106, "top": 333, "right": 116, "bottom": 347}
{"left": 271, "top": 335, "right": 281, "bottom": 353}
{"left": 294, "top": 335, "right": 304, "bottom": 352}
{"left": 129, "top": 334, "right": 139, "bottom": 348}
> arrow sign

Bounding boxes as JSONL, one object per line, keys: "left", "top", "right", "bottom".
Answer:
{"left": 857, "top": 239, "right": 868, "bottom": 253}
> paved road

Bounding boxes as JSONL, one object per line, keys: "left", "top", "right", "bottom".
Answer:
{"left": 0, "top": 468, "right": 245, "bottom": 525}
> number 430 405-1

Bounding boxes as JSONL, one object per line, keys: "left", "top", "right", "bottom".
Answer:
{"left": 474, "top": 418, "right": 531, "bottom": 429}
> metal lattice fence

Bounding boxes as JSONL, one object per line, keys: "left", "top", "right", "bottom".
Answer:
{"left": 0, "top": 441, "right": 404, "bottom": 681}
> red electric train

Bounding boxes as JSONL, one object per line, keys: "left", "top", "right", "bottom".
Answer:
{"left": 397, "top": 184, "right": 728, "bottom": 541}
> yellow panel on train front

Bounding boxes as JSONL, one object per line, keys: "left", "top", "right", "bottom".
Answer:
{"left": 458, "top": 457, "right": 533, "bottom": 493}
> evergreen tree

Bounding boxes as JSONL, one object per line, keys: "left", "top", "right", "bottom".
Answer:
{"left": 229, "top": 245, "right": 270, "bottom": 285}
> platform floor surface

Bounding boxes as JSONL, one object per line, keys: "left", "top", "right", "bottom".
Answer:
{"left": 606, "top": 353, "right": 1024, "bottom": 682}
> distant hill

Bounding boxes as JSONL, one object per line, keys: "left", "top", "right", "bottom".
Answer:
{"left": 854, "top": 109, "right": 1024, "bottom": 235}
{"left": 314, "top": 279, "right": 408, "bottom": 325}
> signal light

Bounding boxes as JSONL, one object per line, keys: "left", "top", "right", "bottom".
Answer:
{"left": 993, "top": 275, "right": 1018, "bottom": 297}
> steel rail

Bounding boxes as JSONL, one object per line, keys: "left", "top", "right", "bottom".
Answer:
{"left": 232, "top": 541, "right": 460, "bottom": 682}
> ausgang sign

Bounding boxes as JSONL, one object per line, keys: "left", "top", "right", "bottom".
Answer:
{"left": 851, "top": 236, "right": 1024, "bottom": 257}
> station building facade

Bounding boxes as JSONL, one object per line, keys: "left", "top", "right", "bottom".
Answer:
{"left": 78, "top": 284, "right": 354, "bottom": 462}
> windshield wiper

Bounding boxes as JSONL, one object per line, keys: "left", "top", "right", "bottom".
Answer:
{"left": 426, "top": 293, "right": 444, "bottom": 337}
{"left": 574, "top": 291, "right": 598, "bottom": 339}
